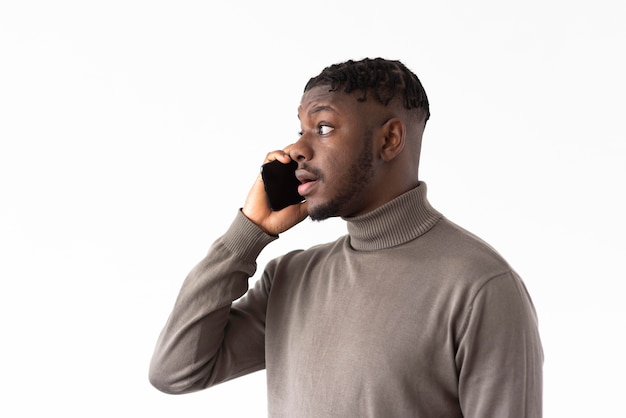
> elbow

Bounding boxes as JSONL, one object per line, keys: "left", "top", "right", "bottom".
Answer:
{"left": 149, "top": 341, "right": 222, "bottom": 394}
{"left": 149, "top": 368, "right": 181, "bottom": 395}
{"left": 149, "top": 361, "right": 193, "bottom": 395}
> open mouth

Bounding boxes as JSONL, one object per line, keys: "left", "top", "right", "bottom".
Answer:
{"left": 295, "top": 169, "right": 317, "bottom": 183}
{"left": 296, "top": 169, "right": 319, "bottom": 196}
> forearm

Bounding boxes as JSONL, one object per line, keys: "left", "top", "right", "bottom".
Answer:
{"left": 149, "top": 211, "right": 276, "bottom": 394}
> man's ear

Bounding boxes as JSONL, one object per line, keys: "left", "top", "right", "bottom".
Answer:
{"left": 379, "top": 118, "right": 405, "bottom": 162}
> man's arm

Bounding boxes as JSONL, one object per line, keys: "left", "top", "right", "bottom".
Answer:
{"left": 149, "top": 211, "right": 277, "bottom": 393}
{"left": 456, "top": 271, "right": 543, "bottom": 417}
{"left": 149, "top": 148, "right": 309, "bottom": 394}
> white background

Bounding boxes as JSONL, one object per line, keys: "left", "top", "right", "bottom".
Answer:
{"left": 1, "top": 1, "right": 625, "bottom": 416}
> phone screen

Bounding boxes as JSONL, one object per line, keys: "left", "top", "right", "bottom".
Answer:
{"left": 260, "top": 159, "right": 304, "bottom": 211}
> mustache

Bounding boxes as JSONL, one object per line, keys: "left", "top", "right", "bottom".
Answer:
{"left": 299, "top": 164, "right": 324, "bottom": 181}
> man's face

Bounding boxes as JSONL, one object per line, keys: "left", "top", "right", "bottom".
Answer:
{"left": 292, "top": 86, "right": 389, "bottom": 221}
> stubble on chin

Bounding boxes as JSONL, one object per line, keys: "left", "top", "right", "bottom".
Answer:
{"left": 307, "top": 136, "right": 374, "bottom": 222}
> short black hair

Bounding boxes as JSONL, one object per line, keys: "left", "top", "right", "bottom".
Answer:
{"left": 304, "top": 57, "right": 430, "bottom": 122}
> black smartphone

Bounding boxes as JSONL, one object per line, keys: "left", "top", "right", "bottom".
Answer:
{"left": 260, "top": 159, "right": 304, "bottom": 211}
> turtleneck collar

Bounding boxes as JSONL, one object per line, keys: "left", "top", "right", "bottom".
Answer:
{"left": 343, "top": 182, "right": 442, "bottom": 251}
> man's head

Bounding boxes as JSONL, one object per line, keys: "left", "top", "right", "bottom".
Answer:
{"left": 291, "top": 58, "right": 429, "bottom": 221}
{"left": 304, "top": 58, "right": 430, "bottom": 125}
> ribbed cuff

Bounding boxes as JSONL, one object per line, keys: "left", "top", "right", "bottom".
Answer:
{"left": 218, "top": 210, "right": 279, "bottom": 262}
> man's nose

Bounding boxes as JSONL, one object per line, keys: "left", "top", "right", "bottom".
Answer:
{"left": 289, "top": 135, "right": 312, "bottom": 163}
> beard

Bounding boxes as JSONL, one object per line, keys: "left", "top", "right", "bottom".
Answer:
{"left": 308, "top": 133, "right": 374, "bottom": 221}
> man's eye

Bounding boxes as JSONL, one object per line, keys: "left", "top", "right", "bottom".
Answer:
{"left": 317, "top": 125, "right": 334, "bottom": 135}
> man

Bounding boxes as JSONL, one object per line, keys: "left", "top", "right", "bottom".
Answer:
{"left": 149, "top": 58, "right": 543, "bottom": 417}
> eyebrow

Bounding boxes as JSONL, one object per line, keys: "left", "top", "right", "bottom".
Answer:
{"left": 309, "top": 104, "right": 338, "bottom": 115}
{"left": 298, "top": 104, "right": 338, "bottom": 120}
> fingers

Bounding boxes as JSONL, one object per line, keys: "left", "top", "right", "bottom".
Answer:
{"left": 265, "top": 199, "right": 309, "bottom": 235}
{"left": 263, "top": 145, "right": 294, "bottom": 165}
{"left": 242, "top": 192, "right": 309, "bottom": 236}
{"left": 241, "top": 144, "right": 307, "bottom": 236}
{"left": 242, "top": 178, "right": 271, "bottom": 231}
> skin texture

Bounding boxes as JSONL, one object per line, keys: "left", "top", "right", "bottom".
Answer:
{"left": 242, "top": 85, "right": 425, "bottom": 236}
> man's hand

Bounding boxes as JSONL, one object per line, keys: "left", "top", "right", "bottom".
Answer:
{"left": 242, "top": 148, "right": 309, "bottom": 236}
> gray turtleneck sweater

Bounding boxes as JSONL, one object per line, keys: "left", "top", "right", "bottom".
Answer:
{"left": 150, "top": 183, "right": 543, "bottom": 417}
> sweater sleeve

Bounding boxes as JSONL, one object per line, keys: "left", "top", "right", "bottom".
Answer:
{"left": 456, "top": 271, "right": 544, "bottom": 417}
{"left": 149, "top": 210, "right": 278, "bottom": 394}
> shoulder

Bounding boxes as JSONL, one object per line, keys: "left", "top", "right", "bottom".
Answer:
{"left": 423, "top": 217, "right": 514, "bottom": 282}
